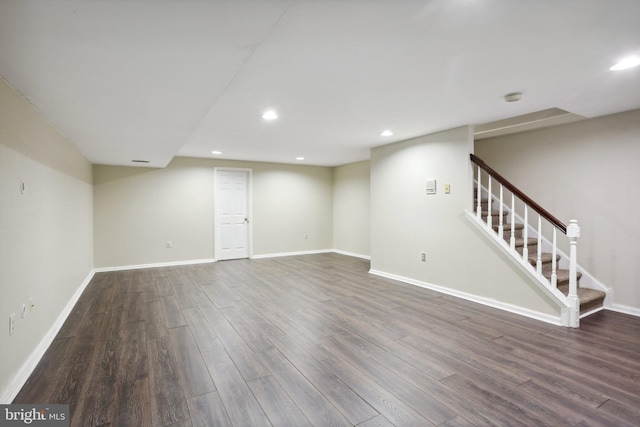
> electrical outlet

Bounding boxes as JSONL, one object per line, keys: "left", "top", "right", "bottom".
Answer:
{"left": 421, "top": 252, "right": 426, "bottom": 262}
{"left": 9, "top": 313, "right": 15, "bottom": 336}
{"left": 166, "top": 241, "right": 172, "bottom": 248}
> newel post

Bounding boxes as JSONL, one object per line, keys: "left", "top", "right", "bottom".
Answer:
{"left": 567, "top": 219, "right": 580, "bottom": 328}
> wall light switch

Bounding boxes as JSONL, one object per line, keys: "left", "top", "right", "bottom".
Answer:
{"left": 426, "top": 179, "right": 436, "bottom": 195}
{"left": 9, "top": 314, "right": 15, "bottom": 336}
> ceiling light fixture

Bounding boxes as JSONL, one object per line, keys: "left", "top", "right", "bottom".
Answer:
{"left": 610, "top": 56, "right": 640, "bottom": 71}
{"left": 380, "top": 130, "right": 393, "bottom": 136}
{"left": 211, "top": 150, "right": 222, "bottom": 155}
{"left": 262, "top": 110, "right": 278, "bottom": 120}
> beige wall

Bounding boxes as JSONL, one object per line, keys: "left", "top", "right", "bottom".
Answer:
{"left": 332, "top": 160, "right": 370, "bottom": 257}
{"left": 370, "top": 126, "right": 560, "bottom": 318}
{"left": 475, "top": 109, "right": 640, "bottom": 313}
{"left": 94, "top": 157, "right": 334, "bottom": 268}
{"left": 0, "top": 77, "right": 93, "bottom": 401}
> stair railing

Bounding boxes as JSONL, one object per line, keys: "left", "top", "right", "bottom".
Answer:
{"left": 470, "top": 154, "right": 580, "bottom": 327}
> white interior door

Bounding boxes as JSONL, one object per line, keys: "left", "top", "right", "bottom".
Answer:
{"left": 215, "top": 168, "right": 251, "bottom": 260}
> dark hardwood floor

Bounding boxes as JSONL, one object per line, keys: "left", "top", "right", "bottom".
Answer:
{"left": 13, "top": 253, "right": 640, "bottom": 426}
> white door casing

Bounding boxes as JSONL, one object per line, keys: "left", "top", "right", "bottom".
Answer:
{"left": 214, "top": 168, "right": 252, "bottom": 260}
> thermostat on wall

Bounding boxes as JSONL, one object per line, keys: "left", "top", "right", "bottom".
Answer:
{"left": 426, "top": 179, "right": 436, "bottom": 195}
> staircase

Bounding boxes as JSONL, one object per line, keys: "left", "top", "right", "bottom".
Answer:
{"left": 478, "top": 200, "right": 606, "bottom": 315}
{"left": 470, "top": 153, "right": 607, "bottom": 326}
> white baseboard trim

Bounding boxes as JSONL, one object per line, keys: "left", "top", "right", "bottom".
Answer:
{"left": 369, "top": 269, "right": 563, "bottom": 326}
{"left": 331, "top": 249, "right": 371, "bottom": 260}
{"left": 1, "top": 269, "right": 95, "bottom": 404}
{"left": 94, "top": 258, "right": 216, "bottom": 273}
{"left": 252, "top": 249, "right": 369, "bottom": 260}
{"left": 251, "top": 249, "right": 332, "bottom": 259}
{"left": 607, "top": 303, "right": 640, "bottom": 317}
{"left": 95, "top": 251, "right": 366, "bottom": 269}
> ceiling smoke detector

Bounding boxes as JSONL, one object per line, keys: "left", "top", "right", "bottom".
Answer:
{"left": 504, "top": 92, "right": 523, "bottom": 102}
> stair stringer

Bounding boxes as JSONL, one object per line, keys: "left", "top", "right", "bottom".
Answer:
{"left": 465, "top": 210, "right": 574, "bottom": 327}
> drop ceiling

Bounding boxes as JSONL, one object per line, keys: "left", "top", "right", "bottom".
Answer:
{"left": 1, "top": 0, "right": 639, "bottom": 167}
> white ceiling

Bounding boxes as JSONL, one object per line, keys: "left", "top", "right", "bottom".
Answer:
{"left": 1, "top": 0, "right": 639, "bottom": 168}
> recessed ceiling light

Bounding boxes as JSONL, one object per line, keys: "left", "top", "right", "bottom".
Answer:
{"left": 610, "top": 56, "right": 640, "bottom": 71}
{"left": 211, "top": 150, "right": 222, "bottom": 155}
{"left": 381, "top": 130, "right": 393, "bottom": 137}
{"left": 296, "top": 157, "right": 305, "bottom": 161}
{"left": 262, "top": 110, "right": 278, "bottom": 120}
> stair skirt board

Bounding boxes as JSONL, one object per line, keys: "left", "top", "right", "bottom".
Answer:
{"left": 580, "top": 305, "right": 605, "bottom": 319}
{"left": 369, "top": 269, "right": 563, "bottom": 326}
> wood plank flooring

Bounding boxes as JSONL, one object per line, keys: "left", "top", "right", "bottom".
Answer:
{"left": 13, "top": 253, "right": 640, "bottom": 426}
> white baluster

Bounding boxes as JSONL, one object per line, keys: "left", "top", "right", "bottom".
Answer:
{"left": 498, "top": 184, "right": 504, "bottom": 238}
{"left": 510, "top": 193, "right": 515, "bottom": 250}
{"left": 551, "top": 227, "right": 557, "bottom": 288}
{"left": 536, "top": 215, "right": 542, "bottom": 274}
{"left": 567, "top": 219, "right": 580, "bottom": 328}
{"left": 476, "top": 166, "right": 482, "bottom": 219}
{"left": 487, "top": 176, "right": 492, "bottom": 229}
{"left": 522, "top": 206, "right": 528, "bottom": 261}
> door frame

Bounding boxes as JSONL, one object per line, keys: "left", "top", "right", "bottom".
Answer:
{"left": 213, "top": 167, "right": 253, "bottom": 260}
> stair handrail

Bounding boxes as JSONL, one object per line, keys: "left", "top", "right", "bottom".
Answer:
{"left": 470, "top": 153, "right": 580, "bottom": 327}
{"left": 470, "top": 154, "right": 566, "bottom": 233}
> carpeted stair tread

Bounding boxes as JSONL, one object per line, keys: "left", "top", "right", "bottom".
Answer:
{"left": 550, "top": 280, "right": 605, "bottom": 314}
{"left": 527, "top": 252, "right": 560, "bottom": 265}
{"left": 576, "top": 287, "right": 606, "bottom": 303}
{"left": 513, "top": 237, "right": 537, "bottom": 248}
{"left": 554, "top": 287, "right": 606, "bottom": 314}
{"left": 495, "top": 223, "right": 525, "bottom": 240}
{"left": 493, "top": 223, "right": 524, "bottom": 231}
{"left": 544, "top": 268, "right": 583, "bottom": 285}
{"left": 577, "top": 288, "right": 607, "bottom": 314}
{"left": 480, "top": 210, "right": 508, "bottom": 218}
